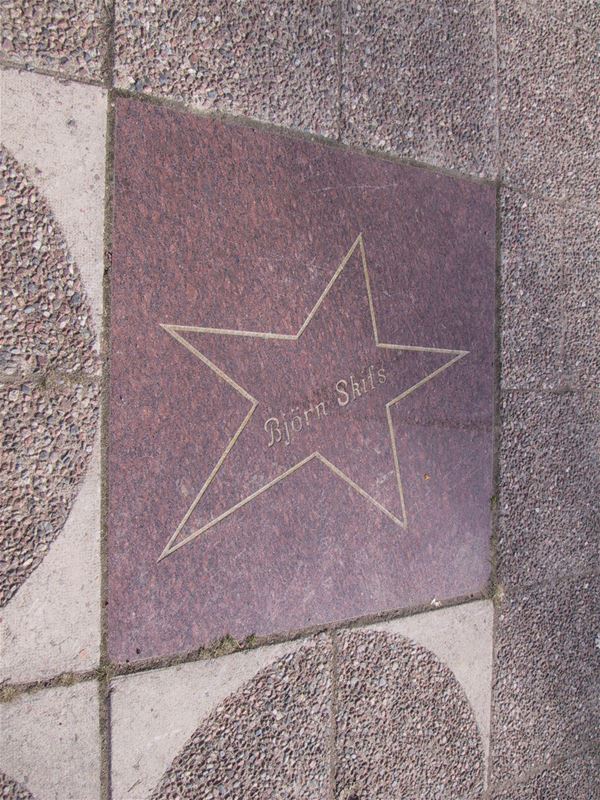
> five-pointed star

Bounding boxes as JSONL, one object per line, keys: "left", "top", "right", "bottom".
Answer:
{"left": 158, "top": 234, "right": 467, "bottom": 561}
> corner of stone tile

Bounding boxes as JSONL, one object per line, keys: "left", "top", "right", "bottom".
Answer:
{"left": 110, "top": 638, "right": 312, "bottom": 800}
{"left": 0, "top": 680, "right": 100, "bottom": 800}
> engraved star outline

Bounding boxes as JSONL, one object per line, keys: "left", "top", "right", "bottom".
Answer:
{"left": 158, "top": 234, "right": 468, "bottom": 562}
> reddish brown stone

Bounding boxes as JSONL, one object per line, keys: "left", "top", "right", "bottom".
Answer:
{"left": 108, "top": 97, "right": 496, "bottom": 663}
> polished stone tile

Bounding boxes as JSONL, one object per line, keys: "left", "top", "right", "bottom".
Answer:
{"left": 109, "top": 97, "right": 495, "bottom": 663}
{"left": 497, "top": 391, "right": 599, "bottom": 589}
{"left": 0, "top": 681, "right": 100, "bottom": 800}
{"left": 498, "top": 0, "right": 599, "bottom": 202}
{"left": 1, "top": 0, "right": 108, "bottom": 81}
{"left": 113, "top": 0, "right": 339, "bottom": 137}
{"left": 491, "top": 576, "right": 600, "bottom": 781}
{"left": 341, "top": 0, "right": 497, "bottom": 177}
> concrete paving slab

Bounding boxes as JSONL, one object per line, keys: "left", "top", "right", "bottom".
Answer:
{"left": 528, "top": 0, "right": 600, "bottom": 35}
{"left": 341, "top": 0, "right": 497, "bottom": 178}
{"left": 498, "top": 0, "right": 599, "bottom": 203}
{"left": 0, "top": 681, "right": 100, "bottom": 800}
{"left": 369, "top": 599, "right": 494, "bottom": 778}
{"left": 491, "top": 576, "right": 600, "bottom": 781}
{"left": 110, "top": 638, "right": 324, "bottom": 800}
{"left": 490, "top": 748, "right": 600, "bottom": 798}
{"left": 0, "top": 435, "right": 101, "bottom": 683}
{"left": 562, "top": 204, "right": 600, "bottom": 392}
{"left": 497, "top": 391, "right": 599, "bottom": 589}
{"left": 0, "top": 1, "right": 108, "bottom": 82}
{"left": 0, "top": 772, "right": 35, "bottom": 799}
{"left": 329, "top": 601, "right": 493, "bottom": 798}
{"left": 335, "top": 627, "right": 485, "bottom": 799}
{"left": 112, "top": 616, "right": 492, "bottom": 800}
{"left": 0, "top": 69, "right": 104, "bottom": 677}
{"left": 499, "top": 188, "right": 565, "bottom": 392}
{"left": 113, "top": 0, "right": 339, "bottom": 138}
{"left": 1, "top": 69, "right": 106, "bottom": 337}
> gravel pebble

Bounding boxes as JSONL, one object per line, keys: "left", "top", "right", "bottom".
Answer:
{"left": 1, "top": 149, "right": 100, "bottom": 378}
{"left": 0, "top": 149, "right": 100, "bottom": 606}
{"left": 113, "top": 0, "right": 339, "bottom": 137}
{"left": 1, "top": 0, "right": 108, "bottom": 81}
{"left": 0, "top": 773, "right": 34, "bottom": 800}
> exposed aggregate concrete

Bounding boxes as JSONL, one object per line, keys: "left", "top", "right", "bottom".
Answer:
{"left": 491, "top": 577, "right": 600, "bottom": 781}
{"left": 562, "top": 203, "right": 600, "bottom": 392}
{"left": 530, "top": 0, "right": 600, "bottom": 35}
{"left": 491, "top": 748, "right": 600, "bottom": 798}
{"left": 151, "top": 638, "right": 332, "bottom": 800}
{"left": 498, "top": 0, "right": 599, "bottom": 202}
{"left": 1, "top": 380, "right": 98, "bottom": 607}
{"left": 0, "top": 774, "right": 34, "bottom": 800}
{"left": 113, "top": 0, "right": 339, "bottom": 137}
{"left": 0, "top": 150, "right": 99, "bottom": 607}
{"left": 1, "top": 150, "right": 99, "bottom": 378}
{"left": 497, "top": 391, "right": 599, "bottom": 590}
{"left": 335, "top": 630, "right": 484, "bottom": 800}
{"left": 151, "top": 632, "right": 484, "bottom": 799}
{"left": 341, "top": 0, "right": 497, "bottom": 178}
{"left": 499, "top": 189, "right": 565, "bottom": 392}
{"left": 0, "top": 0, "right": 107, "bottom": 82}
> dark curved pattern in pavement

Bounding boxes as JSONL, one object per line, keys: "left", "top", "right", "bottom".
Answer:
{"left": 153, "top": 632, "right": 483, "bottom": 800}
{"left": 152, "top": 639, "right": 332, "bottom": 800}
{"left": 335, "top": 630, "right": 483, "bottom": 799}
{"left": 0, "top": 772, "right": 35, "bottom": 800}
{"left": 0, "top": 149, "right": 99, "bottom": 607}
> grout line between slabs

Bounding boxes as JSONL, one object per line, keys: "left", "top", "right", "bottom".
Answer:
{"left": 499, "top": 178, "right": 597, "bottom": 214}
{"left": 486, "top": 737, "right": 600, "bottom": 797}
{"left": 2, "top": 64, "right": 596, "bottom": 213}
{"left": 0, "top": 590, "right": 492, "bottom": 700}
{"left": 100, "top": 589, "right": 492, "bottom": 677}
{"left": 102, "top": 0, "right": 116, "bottom": 89}
{"left": 108, "top": 86, "right": 496, "bottom": 188}
{"left": 492, "top": 0, "right": 501, "bottom": 180}
{"left": 0, "top": 59, "right": 105, "bottom": 88}
{"left": 489, "top": 568, "right": 600, "bottom": 602}
{"left": 6, "top": 567, "right": 599, "bottom": 702}
{"left": 485, "top": 177, "right": 503, "bottom": 791}
{"left": 100, "top": 2, "right": 117, "bottom": 797}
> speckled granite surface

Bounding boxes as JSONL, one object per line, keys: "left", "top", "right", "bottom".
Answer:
{"left": 108, "top": 97, "right": 495, "bottom": 663}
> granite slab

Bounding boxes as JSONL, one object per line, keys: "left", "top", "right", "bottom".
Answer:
{"left": 108, "top": 98, "right": 496, "bottom": 662}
